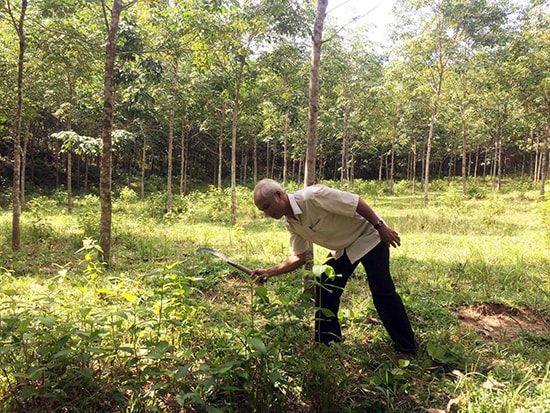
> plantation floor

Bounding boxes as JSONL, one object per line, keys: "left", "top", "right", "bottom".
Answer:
{"left": 1, "top": 181, "right": 549, "bottom": 412}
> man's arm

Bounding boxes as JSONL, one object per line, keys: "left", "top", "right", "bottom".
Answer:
{"left": 251, "top": 251, "right": 308, "bottom": 281}
{"left": 356, "top": 198, "right": 401, "bottom": 248}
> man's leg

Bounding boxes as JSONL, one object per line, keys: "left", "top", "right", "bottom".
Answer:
{"left": 361, "top": 242, "right": 417, "bottom": 353}
{"left": 315, "top": 255, "right": 355, "bottom": 344}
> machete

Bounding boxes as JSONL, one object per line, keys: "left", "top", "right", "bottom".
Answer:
{"left": 195, "top": 247, "right": 266, "bottom": 283}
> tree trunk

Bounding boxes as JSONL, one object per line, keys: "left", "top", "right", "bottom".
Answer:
{"left": 340, "top": 104, "right": 349, "bottom": 184}
{"left": 253, "top": 136, "right": 258, "bottom": 185}
{"left": 67, "top": 151, "right": 73, "bottom": 213}
{"left": 140, "top": 126, "right": 146, "bottom": 201}
{"left": 283, "top": 113, "right": 289, "bottom": 186}
{"left": 411, "top": 142, "right": 417, "bottom": 193}
{"left": 461, "top": 112, "right": 467, "bottom": 195}
{"left": 11, "top": 0, "right": 27, "bottom": 251}
{"left": 218, "top": 99, "right": 226, "bottom": 190}
{"left": 180, "top": 126, "right": 187, "bottom": 195}
{"left": 231, "top": 59, "right": 245, "bottom": 225}
{"left": 21, "top": 122, "right": 29, "bottom": 211}
{"left": 541, "top": 101, "right": 549, "bottom": 196}
{"left": 99, "top": 0, "right": 125, "bottom": 263}
{"left": 390, "top": 137, "right": 395, "bottom": 194}
{"left": 166, "top": 107, "right": 174, "bottom": 213}
{"left": 304, "top": 0, "right": 327, "bottom": 187}
{"left": 424, "top": 70, "right": 444, "bottom": 207}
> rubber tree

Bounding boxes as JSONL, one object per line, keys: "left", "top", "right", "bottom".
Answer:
{"left": 304, "top": 0, "right": 328, "bottom": 187}
{"left": 4, "top": 0, "right": 28, "bottom": 251}
{"left": 99, "top": 0, "right": 136, "bottom": 264}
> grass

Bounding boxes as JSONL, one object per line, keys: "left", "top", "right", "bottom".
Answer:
{"left": 0, "top": 178, "right": 549, "bottom": 412}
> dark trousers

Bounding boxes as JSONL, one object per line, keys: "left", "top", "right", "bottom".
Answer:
{"left": 315, "top": 242, "right": 416, "bottom": 350}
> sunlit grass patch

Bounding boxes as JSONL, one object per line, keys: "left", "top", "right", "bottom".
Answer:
{"left": 1, "top": 180, "right": 549, "bottom": 412}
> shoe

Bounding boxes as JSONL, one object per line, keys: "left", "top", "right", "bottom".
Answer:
{"left": 394, "top": 342, "right": 418, "bottom": 355}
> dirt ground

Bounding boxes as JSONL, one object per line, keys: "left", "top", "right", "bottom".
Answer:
{"left": 455, "top": 302, "right": 550, "bottom": 341}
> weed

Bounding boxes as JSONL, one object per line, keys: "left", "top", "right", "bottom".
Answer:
{"left": 0, "top": 179, "right": 549, "bottom": 412}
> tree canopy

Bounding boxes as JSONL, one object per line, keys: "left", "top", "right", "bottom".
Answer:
{"left": 1, "top": 0, "right": 548, "bottom": 195}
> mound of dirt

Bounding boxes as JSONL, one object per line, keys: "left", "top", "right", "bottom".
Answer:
{"left": 456, "top": 302, "right": 550, "bottom": 341}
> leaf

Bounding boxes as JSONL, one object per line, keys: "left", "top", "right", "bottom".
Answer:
{"left": 212, "top": 362, "right": 234, "bottom": 375}
{"left": 18, "top": 318, "right": 32, "bottom": 333}
{"left": 247, "top": 337, "right": 267, "bottom": 354}
{"left": 121, "top": 292, "right": 138, "bottom": 302}
{"left": 18, "top": 386, "right": 36, "bottom": 401}
{"left": 39, "top": 315, "right": 57, "bottom": 328}
{"left": 174, "top": 365, "right": 190, "bottom": 380}
{"left": 52, "top": 348, "right": 73, "bottom": 359}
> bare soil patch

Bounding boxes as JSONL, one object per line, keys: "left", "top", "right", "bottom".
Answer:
{"left": 456, "top": 302, "right": 550, "bottom": 341}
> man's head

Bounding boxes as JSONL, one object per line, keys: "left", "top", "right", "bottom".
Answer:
{"left": 253, "top": 178, "right": 288, "bottom": 219}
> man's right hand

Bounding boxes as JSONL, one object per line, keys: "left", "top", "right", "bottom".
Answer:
{"left": 251, "top": 269, "right": 268, "bottom": 284}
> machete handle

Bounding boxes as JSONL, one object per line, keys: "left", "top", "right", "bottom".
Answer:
{"left": 228, "top": 261, "right": 266, "bottom": 284}
{"left": 226, "top": 260, "right": 253, "bottom": 275}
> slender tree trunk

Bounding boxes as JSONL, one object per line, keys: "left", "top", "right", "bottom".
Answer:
{"left": 140, "top": 126, "right": 146, "bottom": 201}
{"left": 424, "top": 72, "right": 443, "bottom": 207}
{"left": 99, "top": 0, "right": 125, "bottom": 263}
{"left": 541, "top": 101, "right": 549, "bottom": 196}
{"left": 67, "top": 151, "right": 73, "bottom": 213}
{"left": 378, "top": 152, "right": 383, "bottom": 181}
{"left": 85, "top": 157, "right": 89, "bottom": 193}
{"left": 461, "top": 113, "right": 467, "bottom": 195}
{"left": 390, "top": 137, "right": 395, "bottom": 194}
{"left": 304, "top": 0, "right": 327, "bottom": 187}
{"left": 180, "top": 127, "right": 187, "bottom": 195}
{"left": 230, "top": 59, "right": 245, "bottom": 225}
{"left": 283, "top": 113, "right": 289, "bottom": 186}
{"left": 21, "top": 122, "right": 29, "bottom": 211}
{"left": 411, "top": 142, "right": 417, "bottom": 193}
{"left": 166, "top": 108, "right": 174, "bottom": 213}
{"left": 340, "top": 105, "right": 349, "bottom": 183}
{"left": 350, "top": 152, "right": 355, "bottom": 185}
{"left": 11, "top": 0, "right": 27, "bottom": 251}
{"left": 253, "top": 136, "right": 258, "bottom": 185}
{"left": 218, "top": 99, "right": 226, "bottom": 190}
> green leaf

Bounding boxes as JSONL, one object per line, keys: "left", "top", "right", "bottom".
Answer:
{"left": 53, "top": 348, "right": 73, "bottom": 359}
{"left": 247, "top": 337, "right": 267, "bottom": 354}
{"left": 121, "top": 292, "right": 138, "bottom": 302}
{"left": 39, "top": 315, "right": 57, "bottom": 328}
{"left": 174, "top": 365, "right": 190, "bottom": 380}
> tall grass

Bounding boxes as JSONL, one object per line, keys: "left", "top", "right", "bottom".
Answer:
{"left": 0, "top": 179, "right": 548, "bottom": 412}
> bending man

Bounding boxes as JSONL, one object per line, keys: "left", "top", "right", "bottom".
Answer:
{"left": 251, "top": 179, "right": 417, "bottom": 354}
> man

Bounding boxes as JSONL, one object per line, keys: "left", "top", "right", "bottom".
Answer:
{"left": 251, "top": 178, "right": 418, "bottom": 354}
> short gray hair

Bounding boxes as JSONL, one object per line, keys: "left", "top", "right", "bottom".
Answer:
{"left": 253, "top": 178, "right": 285, "bottom": 199}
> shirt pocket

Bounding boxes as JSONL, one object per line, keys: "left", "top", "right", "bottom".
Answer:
{"left": 308, "top": 216, "right": 331, "bottom": 233}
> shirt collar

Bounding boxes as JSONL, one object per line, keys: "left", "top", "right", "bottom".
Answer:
{"left": 287, "top": 193, "right": 302, "bottom": 217}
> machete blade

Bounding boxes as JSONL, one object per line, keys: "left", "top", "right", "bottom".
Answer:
{"left": 195, "top": 247, "right": 255, "bottom": 277}
{"left": 195, "top": 247, "right": 229, "bottom": 261}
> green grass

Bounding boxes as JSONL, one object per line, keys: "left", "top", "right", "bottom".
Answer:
{"left": 0, "top": 179, "right": 549, "bottom": 412}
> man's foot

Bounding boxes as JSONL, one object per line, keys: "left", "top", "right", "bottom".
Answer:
{"left": 394, "top": 342, "right": 418, "bottom": 355}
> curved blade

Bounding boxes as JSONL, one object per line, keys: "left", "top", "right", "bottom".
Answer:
{"left": 195, "top": 247, "right": 228, "bottom": 261}
{"left": 195, "top": 247, "right": 253, "bottom": 275}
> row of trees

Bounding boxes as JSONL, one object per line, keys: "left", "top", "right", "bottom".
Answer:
{"left": 1, "top": 0, "right": 549, "bottom": 254}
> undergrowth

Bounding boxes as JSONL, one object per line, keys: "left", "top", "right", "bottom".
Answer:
{"left": 0, "top": 178, "right": 549, "bottom": 412}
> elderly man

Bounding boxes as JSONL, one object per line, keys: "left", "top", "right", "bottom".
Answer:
{"left": 251, "top": 178, "right": 417, "bottom": 354}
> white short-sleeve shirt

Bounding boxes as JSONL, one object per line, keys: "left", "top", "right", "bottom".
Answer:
{"left": 284, "top": 184, "right": 381, "bottom": 264}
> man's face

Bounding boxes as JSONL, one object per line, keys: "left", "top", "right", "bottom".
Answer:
{"left": 255, "top": 192, "right": 284, "bottom": 219}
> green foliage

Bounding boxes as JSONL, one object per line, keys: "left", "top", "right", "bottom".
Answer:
{"left": 0, "top": 179, "right": 549, "bottom": 412}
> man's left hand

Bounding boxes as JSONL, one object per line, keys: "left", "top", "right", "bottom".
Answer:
{"left": 378, "top": 225, "right": 401, "bottom": 248}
